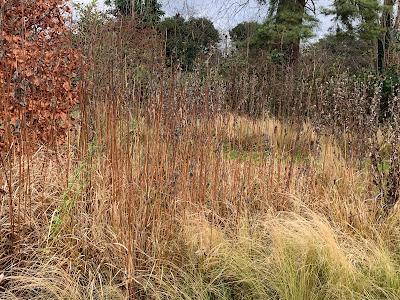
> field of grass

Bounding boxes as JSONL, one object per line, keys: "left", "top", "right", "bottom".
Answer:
{"left": 2, "top": 100, "right": 400, "bottom": 299}
{"left": 2, "top": 15, "right": 400, "bottom": 300}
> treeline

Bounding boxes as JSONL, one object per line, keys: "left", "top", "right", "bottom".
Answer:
{"left": 96, "top": 0, "right": 220, "bottom": 71}
{"left": 74, "top": 0, "right": 400, "bottom": 123}
{"left": 82, "top": 1, "right": 400, "bottom": 73}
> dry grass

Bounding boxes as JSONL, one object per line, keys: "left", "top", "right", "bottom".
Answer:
{"left": 2, "top": 105, "right": 400, "bottom": 299}
{"left": 2, "top": 14, "right": 400, "bottom": 300}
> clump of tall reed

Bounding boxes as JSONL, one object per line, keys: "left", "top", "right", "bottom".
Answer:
{"left": 2, "top": 10, "right": 400, "bottom": 300}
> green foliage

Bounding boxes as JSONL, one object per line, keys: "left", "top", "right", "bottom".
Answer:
{"left": 379, "top": 68, "right": 400, "bottom": 120}
{"left": 323, "top": 0, "right": 382, "bottom": 40}
{"left": 223, "top": 142, "right": 269, "bottom": 163}
{"left": 159, "top": 15, "right": 220, "bottom": 70}
{"left": 255, "top": 10, "right": 316, "bottom": 45}
{"left": 105, "top": 0, "right": 164, "bottom": 24}
{"left": 310, "top": 32, "right": 375, "bottom": 72}
{"left": 230, "top": 0, "right": 318, "bottom": 64}
{"left": 381, "top": 68, "right": 400, "bottom": 98}
{"left": 239, "top": 13, "right": 316, "bottom": 64}
{"left": 229, "top": 21, "right": 261, "bottom": 47}
{"left": 355, "top": 68, "right": 400, "bottom": 121}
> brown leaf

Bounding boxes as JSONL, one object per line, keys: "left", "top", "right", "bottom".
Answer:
{"left": 63, "top": 81, "right": 71, "bottom": 91}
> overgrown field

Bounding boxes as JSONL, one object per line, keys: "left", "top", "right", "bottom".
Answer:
{"left": 2, "top": 11, "right": 400, "bottom": 300}
{"left": 2, "top": 98, "right": 400, "bottom": 299}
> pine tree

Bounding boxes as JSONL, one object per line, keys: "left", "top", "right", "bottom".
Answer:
{"left": 105, "top": 0, "right": 164, "bottom": 24}
{"left": 253, "top": 0, "right": 317, "bottom": 65}
{"left": 323, "top": 0, "right": 381, "bottom": 40}
{"left": 272, "top": 0, "right": 307, "bottom": 63}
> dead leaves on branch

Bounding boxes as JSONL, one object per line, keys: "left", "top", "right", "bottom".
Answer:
{"left": 0, "top": 0, "right": 83, "bottom": 152}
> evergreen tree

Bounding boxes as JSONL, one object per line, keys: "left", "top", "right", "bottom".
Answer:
{"left": 323, "top": 0, "right": 381, "bottom": 40}
{"left": 324, "top": 1, "right": 399, "bottom": 121}
{"left": 105, "top": 0, "right": 164, "bottom": 24}
{"left": 323, "top": 1, "right": 397, "bottom": 72}
{"left": 251, "top": 0, "right": 317, "bottom": 65}
{"left": 159, "top": 15, "right": 220, "bottom": 70}
{"left": 230, "top": 21, "right": 261, "bottom": 48}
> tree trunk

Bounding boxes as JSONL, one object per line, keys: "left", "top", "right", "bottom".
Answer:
{"left": 378, "top": 0, "right": 394, "bottom": 73}
{"left": 275, "top": 0, "right": 306, "bottom": 65}
{"left": 131, "top": 0, "right": 136, "bottom": 19}
{"left": 377, "top": 0, "right": 394, "bottom": 122}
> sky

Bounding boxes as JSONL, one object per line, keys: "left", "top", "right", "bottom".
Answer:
{"left": 75, "top": 0, "right": 333, "bottom": 38}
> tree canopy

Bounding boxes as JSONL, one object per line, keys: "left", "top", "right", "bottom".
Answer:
{"left": 235, "top": 0, "right": 318, "bottom": 64}
{"left": 323, "top": 0, "right": 381, "bottom": 40}
{"left": 105, "top": 0, "right": 164, "bottom": 23}
{"left": 230, "top": 21, "right": 261, "bottom": 46}
{"left": 159, "top": 15, "right": 220, "bottom": 70}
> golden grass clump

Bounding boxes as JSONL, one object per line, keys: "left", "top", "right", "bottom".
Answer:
{"left": 2, "top": 106, "right": 400, "bottom": 299}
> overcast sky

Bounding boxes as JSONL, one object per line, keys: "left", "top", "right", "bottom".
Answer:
{"left": 75, "top": 0, "right": 333, "bottom": 37}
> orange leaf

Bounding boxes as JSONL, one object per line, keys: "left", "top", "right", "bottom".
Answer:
{"left": 63, "top": 81, "right": 71, "bottom": 91}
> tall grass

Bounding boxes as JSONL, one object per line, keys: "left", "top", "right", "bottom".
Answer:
{"left": 1, "top": 16, "right": 400, "bottom": 300}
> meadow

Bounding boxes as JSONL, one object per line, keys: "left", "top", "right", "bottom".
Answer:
{"left": 2, "top": 9, "right": 400, "bottom": 300}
